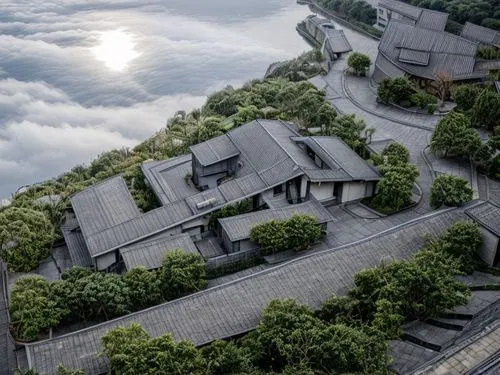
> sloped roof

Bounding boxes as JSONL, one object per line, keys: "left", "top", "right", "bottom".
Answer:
{"left": 141, "top": 155, "right": 197, "bottom": 205}
{"left": 219, "top": 199, "right": 333, "bottom": 242}
{"left": 189, "top": 134, "right": 239, "bottom": 167}
{"left": 302, "top": 137, "right": 380, "bottom": 181}
{"left": 324, "top": 29, "right": 352, "bottom": 54}
{"left": 70, "top": 176, "right": 141, "bottom": 257}
{"left": 461, "top": 22, "right": 500, "bottom": 47}
{"left": 61, "top": 212, "right": 93, "bottom": 268}
{"left": 465, "top": 201, "right": 500, "bottom": 236}
{"left": 496, "top": 81, "right": 500, "bottom": 94}
{"left": 378, "top": 20, "right": 484, "bottom": 81}
{"left": 120, "top": 233, "right": 199, "bottom": 271}
{"left": 25, "top": 207, "right": 469, "bottom": 375}
{"left": 379, "top": 0, "right": 448, "bottom": 31}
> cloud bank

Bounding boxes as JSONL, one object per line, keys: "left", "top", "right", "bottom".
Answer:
{"left": 0, "top": 0, "right": 310, "bottom": 196}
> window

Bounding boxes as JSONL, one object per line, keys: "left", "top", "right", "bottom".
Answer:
{"left": 273, "top": 184, "right": 284, "bottom": 195}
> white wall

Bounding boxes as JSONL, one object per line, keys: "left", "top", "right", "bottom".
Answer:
{"left": 301, "top": 176, "right": 309, "bottom": 199}
{"left": 342, "top": 182, "right": 366, "bottom": 203}
{"left": 310, "top": 182, "right": 334, "bottom": 201}
{"left": 96, "top": 251, "right": 116, "bottom": 271}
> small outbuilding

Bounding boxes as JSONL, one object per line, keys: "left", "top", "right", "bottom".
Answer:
{"left": 120, "top": 232, "right": 199, "bottom": 271}
{"left": 218, "top": 199, "right": 333, "bottom": 254}
{"left": 465, "top": 201, "right": 500, "bottom": 266}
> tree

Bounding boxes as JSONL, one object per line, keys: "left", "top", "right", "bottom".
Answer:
{"left": 430, "top": 112, "right": 481, "bottom": 158}
{"left": 433, "top": 71, "right": 453, "bottom": 104}
{"left": 52, "top": 271, "right": 132, "bottom": 322}
{"left": 55, "top": 365, "right": 85, "bottom": 375}
{"left": 472, "top": 89, "right": 500, "bottom": 131}
{"left": 160, "top": 250, "right": 207, "bottom": 300}
{"left": 347, "top": 52, "right": 371, "bottom": 76}
{"left": 430, "top": 175, "right": 473, "bottom": 208}
{"left": 372, "top": 163, "right": 419, "bottom": 213}
{"left": 381, "top": 142, "right": 410, "bottom": 165}
{"left": 250, "top": 220, "right": 288, "bottom": 255}
{"left": 0, "top": 207, "right": 53, "bottom": 272}
{"left": 349, "top": 250, "right": 469, "bottom": 321}
{"left": 250, "top": 215, "right": 322, "bottom": 255}
{"left": 122, "top": 267, "right": 163, "bottom": 310}
{"left": 201, "top": 340, "right": 247, "bottom": 374}
{"left": 377, "top": 77, "right": 416, "bottom": 106}
{"left": 9, "top": 276, "right": 65, "bottom": 341}
{"left": 438, "top": 221, "right": 482, "bottom": 273}
{"left": 102, "top": 323, "right": 205, "bottom": 375}
{"left": 284, "top": 215, "right": 322, "bottom": 251}
{"left": 452, "top": 85, "right": 483, "bottom": 112}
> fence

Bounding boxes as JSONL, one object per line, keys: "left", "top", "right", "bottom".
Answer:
{"left": 206, "top": 248, "right": 260, "bottom": 271}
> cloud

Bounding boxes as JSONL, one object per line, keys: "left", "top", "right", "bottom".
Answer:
{"left": 0, "top": 0, "right": 310, "bottom": 196}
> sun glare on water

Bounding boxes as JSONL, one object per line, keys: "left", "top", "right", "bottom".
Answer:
{"left": 93, "top": 30, "right": 141, "bottom": 72}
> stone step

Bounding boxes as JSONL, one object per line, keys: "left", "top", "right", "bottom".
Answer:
{"left": 427, "top": 317, "right": 470, "bottom": 331}
{"left": 402, "top": 321, "right": 461, "bottom": 352}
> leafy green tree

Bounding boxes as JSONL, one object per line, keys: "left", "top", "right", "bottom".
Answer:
{"left": 410, "top": 90, "right": 437, "bottom": 111}
{"left": 472, "top": 89, "right": 500, "bottom": 131}
{"left": 323, "top": 114, "right": 372, "bottom": 157}
{"left": 438, "top": 221, "right": 482, "bottom": 273}
{"left": 372, "top": 163, "right": 419, "bottom": 213}
{"left": 102, "top": 323, "right": 205, "bottom": 375}
{"left": 201, "top": 340, "right": 248, "bottom": 374}
{"left": 55, "top": 365, "right": 85, "bottom": 375}
{"left": 284, "top": 215, "right": 322, "bottom": 251}
{"left": 350, "top": 249, "right": 469, "bottom": 321}
{"left": 381, "top": 142, "right": 410, "bottom": 165}
{"left": 123, "top": 267, "right": 163, "bottom": 310}
{"left": 430, "top": 112, "right": 481, "bottom": 157}
{"left": 430, "top": 175, "right": 473, "bottom": 208}
{"left": 452, "top": 85, "right": 483, "bottom": 112}
{"left": 347, "top": 53, "right": 371, "bottom": 75}
{"left": 317, "top": 295, "right": 361, "bottom": 325}
{"left": 0, "top": 207, "right": 53, "bottom": 272}
{"left": 10, "top": 276, "right": 65, "bottom": 341}
{"left": 250, "top": 215, "right": 321, "bottom": 255}
{"left": 250, "top": 220, "right": 287, "bottom": 255}
{"left": 160, "top": 250, "right": 207, "bottom": 300}
{"left": 377, "top": 77, "right": 416, "bottom": 106}
{"left": 52, "top": 271, "right": 131, "bottom": 322}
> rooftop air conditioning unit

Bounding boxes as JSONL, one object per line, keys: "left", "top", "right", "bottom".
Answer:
{"left": 196, "top": 197, "right": 217, "bottom": 209}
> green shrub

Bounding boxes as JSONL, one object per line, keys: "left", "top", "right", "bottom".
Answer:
{"left": 430, "top": 175, "right": 473, "bottom": 208}
{"left": 381, "top": 142, "right": 410, "bottom": 165}
{"left": 377, "top": 77, "right": 417, "bottom": 106}
{"left": 347, "top": 52, "right": 371, "bottom": 76}
{"left": 10, "top": 276, "right": 65, "bottom": 341}
{"left": 160, "top": 249, "right": 207, "bottom": 300}
{"left": 250, "top": 214, "right": 321, "bottom": 255}
{"left": 410, "top": 91, "right": 437, "bottom": 110}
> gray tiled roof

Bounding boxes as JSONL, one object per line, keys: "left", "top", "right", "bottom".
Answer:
{"left": 70, "top": 176, "right": 141, "bottom": 257}
{"left": 378, "top": 20, "right": 484, "bottom": 81}
{"left": 496, "top": 81, "right": 500, "bottom": 94}
{"left": 218, "top": 199, "right": 333, "bottom": 242}
{"left": 379, "top": 0, "right": 448, "bottom": 31}
{"left": 218, "top": 173, "right": 267, "bottom": 202}
{"left": 475, "top": 59, "right": 500, "bottom": 72}
{"left": 304, "top": 137, "right": 380, "bottom": 181}
{"left": 324, "top": 29, "right": 352, "bottom": 54}
{"left": 417, "top": 9, "right": 449, "bottom": 31}
{"left": 379, "top": 0, "right": 422, "bottom": 20}
{"left": 141, "top": 155, "right": 197, "bottom": 205}
{"left": 61, "top": 212, "right": 93, "bottom": 268}
{"left": 399, "top": 48, "right": 430, "bottom": 66}
{"left": 465, "top": 201, "right": 500, "bottom": 236}
{"left": 186, "top": 189, "right": 227, "bottom": 214}
{"left": 120, "top": 233, "right": 199, "bottom": 271}
{"left": 25, "top": 207, "right": 468, "bottom": 375}
{"left": 86, "top": 200, "right": 193, "bottom": 257}
{"left": 461, "top": 22, "right": 500, "bottom": 47}
{"left": 303, "top": 168, "right": 351, "bottom": 182}
{"left": 190, "top": 134, "right": 239, "bottom": 167}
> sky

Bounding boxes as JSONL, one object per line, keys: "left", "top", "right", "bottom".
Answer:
{"left": 0, "top": 0, "right": 311, "bottom": 197}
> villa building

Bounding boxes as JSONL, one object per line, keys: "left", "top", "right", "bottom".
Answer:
{"left": 466, "top": 201, "right": 500, "bottom": 266}
{"left": 375, "top": 0, "right": 448, "bottom": 31}
{"left": 62, "top": 119, "right": 379, "bottom": 272}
